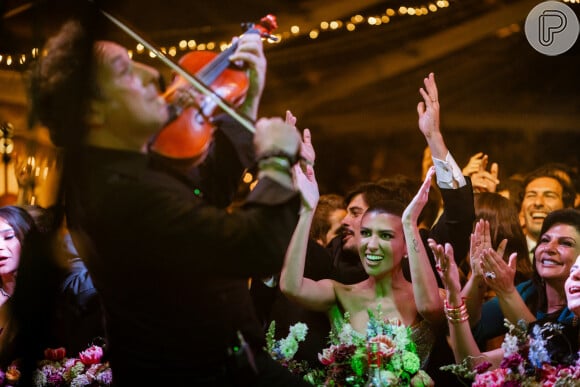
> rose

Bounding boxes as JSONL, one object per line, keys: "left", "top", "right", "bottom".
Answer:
{"left": 79, "top": 345, "right": 104, "bottom": 365}
{"left": 44, "top": 347, "right": 66, "bottom": 361}
{"left": 318, "top": 345, "right": 337, "bottom": 365}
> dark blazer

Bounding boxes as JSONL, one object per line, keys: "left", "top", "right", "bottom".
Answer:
{"left": 65, "top": 136, "right": 300, "bottom": 381}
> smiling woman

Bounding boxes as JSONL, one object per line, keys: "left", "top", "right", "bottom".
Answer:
{"left": 471, "top": 208, "right": 580, "bottom": 349}
{"left": 0, "top": 206, "right": 36, "bottom": 308}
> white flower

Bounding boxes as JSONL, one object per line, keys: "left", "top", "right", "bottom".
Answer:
{"left": 279, "top": 337, "right": 299, "bottom": 359}
{"left": 391, "top": 324, "right": 410, "bottom": 349}
{"left": 338, "top": 323, "right": 355, "bottom": 345}
{"left": 501, "top": 333, "right": 519, "bottom": 356}
{"left": 289, "top": 322, "right": 308, "bottom": 342}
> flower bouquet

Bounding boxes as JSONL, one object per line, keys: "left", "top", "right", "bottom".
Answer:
{"left": 0, "top": 344, "right": 112, "bottom": 386}
{"left": 303, "top": 308, "right": 433, "bottom": 386}
{"left": 441, "top": 319, "right": 580, "bottom": 386}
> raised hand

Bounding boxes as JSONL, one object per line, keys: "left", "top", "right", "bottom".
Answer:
{"left": 285, "top": 110, "right": 315, "bottom": 168}
{"left": 462, "top": 152, "right": 486, "bottom": 177}
{"left": 254, "top": 117, "right": 300, "bottom": 159}
{"left": 294, "top": 163, "right": 319, "bottom": 212}
{"left": 417, "top": 73, "right": 440, "bottom": 143}
{"left": 293, "top": 127, "right": 319, "bottom": 212}
{"left": 403, "top": 166, "right": 435, "bottom": 225}
{"left": 469, "top": 155, "right": 500, "bottom": 193}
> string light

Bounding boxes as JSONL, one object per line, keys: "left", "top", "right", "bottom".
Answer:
{"left": 0, "top": 1, "right": 454, "bottom": 69}
{"left": 4, "top": 0, "right": 573, "bottom": 69}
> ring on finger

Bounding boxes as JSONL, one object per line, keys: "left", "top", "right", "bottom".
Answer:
{"left": 484, "top": 271, "right": 496, "bottom": 280}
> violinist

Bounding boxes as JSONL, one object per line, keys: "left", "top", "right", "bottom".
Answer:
{"left": 30, "top": 18, "right": 310, "bottom": 386}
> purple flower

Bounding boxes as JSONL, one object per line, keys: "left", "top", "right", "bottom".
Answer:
{"left": 95, "top": 368, "right": 113, "bottom": 385}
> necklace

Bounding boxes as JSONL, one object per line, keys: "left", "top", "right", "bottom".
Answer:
{"left": 0, "top": 287, "right": 10, "bottom": 298}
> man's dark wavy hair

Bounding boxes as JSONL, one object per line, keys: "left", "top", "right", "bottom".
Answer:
{"left": 521, "top": 165, "right": 577, "bottom": 209}
{"left": 29, "top": 20, "right": 96, "bottom": 148}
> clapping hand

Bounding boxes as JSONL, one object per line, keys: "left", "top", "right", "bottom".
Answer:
{"left": 480, "top": 240, "right": 517, "bottom": 297}
{"left": 469, "top": 219, "right": 492, "bottom": 279}
{"left": 429, "top": 239, "right": 462, "bottom": 299}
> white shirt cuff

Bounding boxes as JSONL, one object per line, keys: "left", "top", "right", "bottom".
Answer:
{"left": 432, "top": 152, "right": 466, "bottom": 189}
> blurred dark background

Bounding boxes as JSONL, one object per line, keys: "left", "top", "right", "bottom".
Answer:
{"left": 1, "top": 0, "right": 579, "bottom": 197}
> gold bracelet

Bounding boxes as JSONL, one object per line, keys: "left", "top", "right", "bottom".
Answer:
{"left": 446, "top": 314, "right": 470, "bottom": 324}
{"left": 444, "top": 299, "right": 469, "bottom": 323}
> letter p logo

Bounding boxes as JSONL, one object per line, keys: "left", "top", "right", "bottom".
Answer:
{"left": 539, "top": 10, "right": 567, "bottom": 46}
{"left": 525, "top": 1, "right": 579, "bottom": 56}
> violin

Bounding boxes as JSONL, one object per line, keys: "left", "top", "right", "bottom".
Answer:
{"left": 147, "top": 15, "right": 278, "bottom": 164}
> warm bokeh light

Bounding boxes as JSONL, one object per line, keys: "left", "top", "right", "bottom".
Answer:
{"left": 0, "top": 1, "right": 461, "bottom": 69}
{"left": 242, "top": 172, "right": 253, "bottom": 184}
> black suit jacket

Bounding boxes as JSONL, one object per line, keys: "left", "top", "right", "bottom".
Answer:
{"left": 65, "top": 142, "right": 300, "bottom": 378}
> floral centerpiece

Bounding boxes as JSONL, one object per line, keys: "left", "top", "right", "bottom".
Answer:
{"left": 441, "top": 319, "right": 580, "bottom": 387}
{"left": 284, "top": 307, "right": 433, "bottom": 386}
{"left": 0, "top": 344, "right": 112, "bottom": 386}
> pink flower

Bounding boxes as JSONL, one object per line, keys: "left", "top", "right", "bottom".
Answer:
{"left": 79, "top": 345, "right": 103, "bottom": 365}
{"left": 472, "top": 368, "right": 507, "bottom": 387}
{"left": 318, "top": 345, "right": 337, "bottom": 366}
{"left": 540, "top": 363, "right": 558, "bottom": 385}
